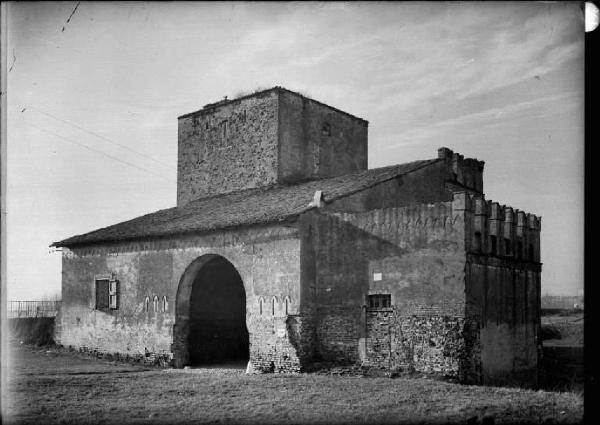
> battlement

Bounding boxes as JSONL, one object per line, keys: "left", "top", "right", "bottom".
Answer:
{"left": 452, "top": 192, "right": 541, "bottom": 263}
{"left": 438, "top": 147, "right": 485, "bottom": 194}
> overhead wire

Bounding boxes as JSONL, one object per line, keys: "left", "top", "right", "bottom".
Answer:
{"left": 30, "top": 124, "right": 176, "bottom": 183}
{"left": 25, "top": 105, "right": 172, "bottom": 170}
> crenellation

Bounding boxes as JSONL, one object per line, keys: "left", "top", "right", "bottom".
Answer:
{"left": 452, "top": 192, "right": 540, "bottom": 263}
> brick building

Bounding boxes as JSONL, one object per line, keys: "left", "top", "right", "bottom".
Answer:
{"left": 53, "top": 87, "right": 542, "bottom": 386}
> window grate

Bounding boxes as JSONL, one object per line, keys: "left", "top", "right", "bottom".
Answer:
{"left": 368, "top": 294, "right": 391, "bottom": 309}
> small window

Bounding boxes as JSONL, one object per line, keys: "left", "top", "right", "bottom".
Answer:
{"left": 368, "top": 294, "right": 391, "bottom": 309}
{"left": 490, "top": 235, "right": 497, "bottom": 255}
{"left": 473, "top": 232, "right": 482, "bottom": 252}
{"left": 504, "top": 238, "right": 511, "bottom": 256}
{"left": 95, "top": 276, "right": 118, "bottom": 310}
{"left": 163, "top": 296, "right": 168, "bottom": 312}
{"left": 144, "top": 296, "right": 150, "bottom": 312}
{"left": 284, "top": 297, "right": 290, "bottom": 315}
{"left": 322, "top": 122, "right": 331, "bottom": 136}
{"left": 272, "top": 297, "right": 277, "bottom": 316}
{"left": 153, "top": 296, "right": 159, "bottom": 312}
{"left": 95, "top": 279, "right": 109, "bottom": 309}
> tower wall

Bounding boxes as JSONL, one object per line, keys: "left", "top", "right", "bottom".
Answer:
{"left": 176, "top": 88, "right": 368, "bottom": 206}
{"left": 177, "top": 90, "right": 280, "bottom": 206}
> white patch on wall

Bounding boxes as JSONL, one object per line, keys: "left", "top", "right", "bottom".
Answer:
{"left": 373, "top": 273, "right": 382, "bottom": 281}
{"left": 277, "top": 328, "right": 286, "bottom": 337}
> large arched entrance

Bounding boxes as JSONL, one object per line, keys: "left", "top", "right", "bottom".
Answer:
{"left": 173, "top": 254, "right": 249, "bottom": 367}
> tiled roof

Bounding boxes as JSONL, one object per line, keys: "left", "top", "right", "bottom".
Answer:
{"left": 52, "top": 158, "right": 439, "bottom": 247}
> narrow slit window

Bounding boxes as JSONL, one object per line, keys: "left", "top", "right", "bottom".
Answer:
{"left": 221, "top": 120, "right": 228, "bottom": 139}
{"left": 272, "top": 297, "right": 276, "bottom": 316}
{"left": 162, "top": 296, "right": 168, "bottom": 312}
{"left": 474, "top": 232, "right": 482, "bottom": 252}
{"left": 284, "top": 297, "right": 289, "bottom": 315}
{"left": 153, "top": 296, "right": 159, "bottom": 312}
{"left": 259, "top": 298, "right": 263, "bottom": 315}
{"left": 144, "top": 296, "right": 150, "bottom": 312}
{"left": 529, "top": 244, "right": 535, "bottom": 261}
{"left": 490, "top": 235, "right": 497, "bottom": 255}
{"left": 504, "top": 238, "right": 511, "bottom": 256}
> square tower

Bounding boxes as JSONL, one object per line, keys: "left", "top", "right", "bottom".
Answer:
{"left": 177, "top": 87, "right": 368, "bottom": 206}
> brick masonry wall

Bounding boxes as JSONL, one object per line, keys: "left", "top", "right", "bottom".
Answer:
{"left": 176, "top": 88, "right": 368, "bottom": 207}
{"left": 177, "top": 91, "right": 280, "bottom": 206}
{"left": 58, "top": 224, "right": 308, "bottom": 372}
{"left": 300, "top": 197, "right": 469, "bottom": 377}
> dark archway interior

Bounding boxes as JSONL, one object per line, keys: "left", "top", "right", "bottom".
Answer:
{"left": 188, "top": 257, "right": 249, "bottom": 364}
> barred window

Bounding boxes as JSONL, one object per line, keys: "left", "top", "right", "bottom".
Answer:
{"left": 368, "top": 294, "right": 391, "bottom": 309}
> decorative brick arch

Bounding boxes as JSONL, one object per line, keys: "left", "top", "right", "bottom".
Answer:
{"left": 172, "top": 254, "right": 248, "bottom": 368}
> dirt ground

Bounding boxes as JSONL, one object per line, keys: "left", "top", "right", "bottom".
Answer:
{"left": 3, "top": 344, "right": 583, "bottom": 425}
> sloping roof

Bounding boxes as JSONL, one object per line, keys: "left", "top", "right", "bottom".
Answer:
{"left": 52, "top": 158, "right": 439, "bottom": 247}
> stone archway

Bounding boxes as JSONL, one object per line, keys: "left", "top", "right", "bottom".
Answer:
{"left": 172, "top": 254, "right": 249, "bottom": 368}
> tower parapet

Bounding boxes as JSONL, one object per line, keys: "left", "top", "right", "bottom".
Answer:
{"left": 438, "top": 147, "right": 485, "bottom": 194}
{"left": 452, "top": 192, "right": 541, "bottom": 263}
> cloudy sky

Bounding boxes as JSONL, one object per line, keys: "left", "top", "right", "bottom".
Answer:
{"left": 6, "top": 2, "right": 584, "bottom": 299}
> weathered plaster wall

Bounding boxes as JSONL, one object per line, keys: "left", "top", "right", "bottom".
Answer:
{"left": 177, "top": 91, "right": 280, "bottom": 206}
{"left": 278, "top": 90, "right": 368, "bottom": 183}
{"left": 58, "top": 224, "right": 306, "bottom": 372}
{"left": 329, "top": 161, "right": 450, "bottom": 212}
{"left": 300, "top": 196, "right": 469, "bottom": 378}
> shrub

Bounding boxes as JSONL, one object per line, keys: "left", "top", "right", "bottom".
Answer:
{"left": 540, "top": 324, "right": 561, "bottom": 341}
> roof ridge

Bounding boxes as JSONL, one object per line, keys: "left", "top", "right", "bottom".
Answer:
{"left": 322, "top": 158, "right": 440, "bottom": 204}
{"left": 51, "top": 157, "right": 441, "bottom": 247}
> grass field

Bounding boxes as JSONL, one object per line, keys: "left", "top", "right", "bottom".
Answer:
{"left": 3, "top": 344, "right": 583, "bottom": 425}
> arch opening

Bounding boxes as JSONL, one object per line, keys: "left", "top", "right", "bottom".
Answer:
{"left": 173, "top": 255, "right": 249, "bottom": 367}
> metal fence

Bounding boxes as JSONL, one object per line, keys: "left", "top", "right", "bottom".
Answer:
{"left": 7, "top": 301, "right": 61, "bottom": 318}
